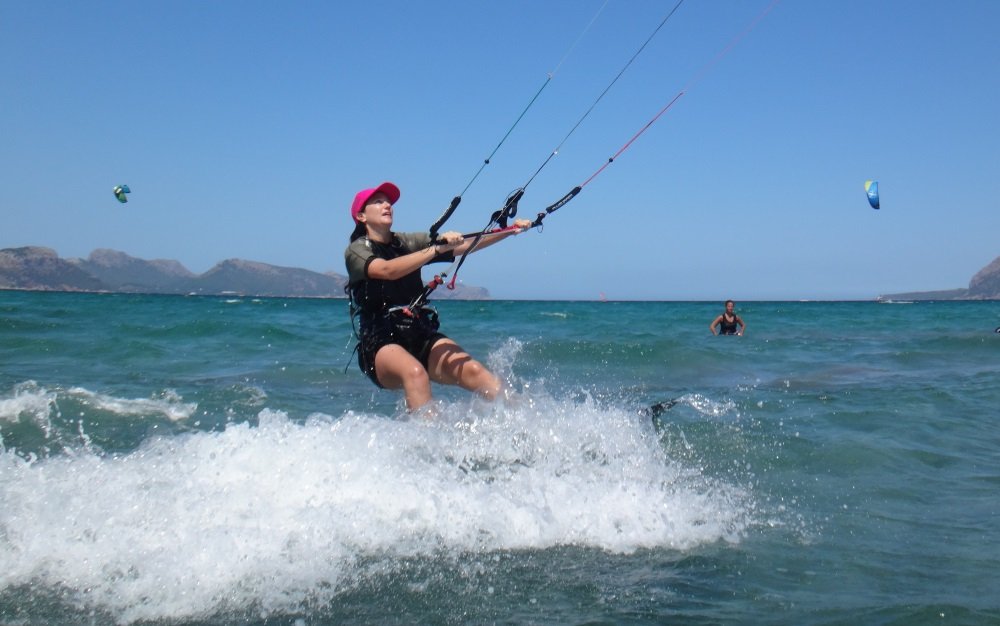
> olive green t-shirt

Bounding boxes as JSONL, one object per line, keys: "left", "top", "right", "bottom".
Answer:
{"left": 344, "top": 232, "right": 452, "bottom": 318}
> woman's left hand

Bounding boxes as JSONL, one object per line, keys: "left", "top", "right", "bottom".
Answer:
{"left": 435, "top": 231, "right": 465, "bottom": 252}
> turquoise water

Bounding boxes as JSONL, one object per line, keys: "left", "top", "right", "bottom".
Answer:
{"left": 1, "top": 291, "right": 999, "bottom": 624}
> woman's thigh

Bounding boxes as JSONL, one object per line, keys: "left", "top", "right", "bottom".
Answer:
{"left": 374, "top": 344, "right": 428, "bottom": 390}
{"left": 427, "top": 338, "right": 480, "bottom": 385}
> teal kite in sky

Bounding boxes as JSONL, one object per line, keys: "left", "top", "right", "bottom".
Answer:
{"left": 864, "top": 180, "right": 879, "bottom": 210}
{"left": 113, "top": 184, "right": 131, "bottom": 203}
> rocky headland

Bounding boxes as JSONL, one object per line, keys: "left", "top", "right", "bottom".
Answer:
{"left": 0, "top": 247, "right": 489, "bottom": 299}
{"left": 878, "top": 255, "right": 1000, "bottom": 301}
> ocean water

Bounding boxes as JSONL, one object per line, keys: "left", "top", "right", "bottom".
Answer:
{"left": 1, "top": 291, "right": 998, "bottom": 625}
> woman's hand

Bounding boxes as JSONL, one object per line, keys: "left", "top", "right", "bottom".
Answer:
{"left": 433, "top": 231, "right": 465, "bottom": 254}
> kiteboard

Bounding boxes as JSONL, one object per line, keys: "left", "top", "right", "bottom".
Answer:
{"left": 639, "top": 398, "right": 679, "bottom": 419}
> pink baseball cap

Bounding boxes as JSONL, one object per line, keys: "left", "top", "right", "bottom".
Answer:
{"left": 351, "top": 182, "right": 401, "bottom": 224}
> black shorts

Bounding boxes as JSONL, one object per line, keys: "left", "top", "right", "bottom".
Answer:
{"left": 357, "top": 308, "right": 446, "bottom": 388}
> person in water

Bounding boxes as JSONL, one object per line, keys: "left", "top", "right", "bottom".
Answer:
{"left": 710, "top": 299, "right": 746, "bottom": 336}
{"left": 345, "top": 181, "right": 531, "bottom": 410}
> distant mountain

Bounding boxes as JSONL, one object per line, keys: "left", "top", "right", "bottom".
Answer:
{"left": 968, "top": 256, "right": 1000, "bottom": 298}
{"left": 70, "top": 249, "right": 196, "bottom": 293}
{"left": 0, "top": 247, "right": 106, "bottom": 292}
{"left": 879, "top": 255, "right": 1000, "bottom": 301}
{"left": 0, "top": 247, "right": 490, "bottom": 300}
{"left": 194, "top": 259, "right": 345, "bottom": 298}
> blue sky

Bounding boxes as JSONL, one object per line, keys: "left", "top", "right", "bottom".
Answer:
{"left": 3, "top": 0, "right": 998, "bottom": 300}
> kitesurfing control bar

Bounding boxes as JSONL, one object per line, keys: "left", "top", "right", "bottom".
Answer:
{"left": 420, "top": 0, "right": 780, "bottom": 305}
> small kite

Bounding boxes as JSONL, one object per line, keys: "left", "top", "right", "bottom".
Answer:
{"left": 864, "top": 180, "right": 879, "bottom": 210}
{"left": 113, "top": 184, "right": 131, "bottom": 203}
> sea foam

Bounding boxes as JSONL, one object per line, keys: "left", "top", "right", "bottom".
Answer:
{"left": 0, "top": 391, "right": 754, "bottom": 623}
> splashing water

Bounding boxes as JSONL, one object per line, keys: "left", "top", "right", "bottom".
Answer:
{"left": 0, "top": 388, "right": 754, "bottom": 623}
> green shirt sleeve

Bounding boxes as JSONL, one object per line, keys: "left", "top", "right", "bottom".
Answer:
{"left": 344, "top": 238, "right": 374, "bottom": 285}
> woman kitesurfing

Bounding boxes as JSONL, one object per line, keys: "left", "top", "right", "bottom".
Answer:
{"left": 343, "top": 1, "right": 779, "bottom": 413}
{"left": 344, "top": 182, "right": 531, "bottom": 411}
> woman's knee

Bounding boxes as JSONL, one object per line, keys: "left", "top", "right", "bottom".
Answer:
{"left": 462, "top": 358, "right": 490, "bottom": 382}
{"left": 399, "top": 362, "right": 431, "bottom": 389}
{"left": 428, "top": 342, "right": 499, "bottom": 392}
{"left": 459, "top": 358, "right": 501, "bottom": 395}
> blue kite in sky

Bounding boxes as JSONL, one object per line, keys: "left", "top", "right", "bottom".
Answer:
{"left": 113, "top": 184, "right": 131, "bottom": 203}
{"left": 864, "top": 180, "right": 879, "bottom": 210}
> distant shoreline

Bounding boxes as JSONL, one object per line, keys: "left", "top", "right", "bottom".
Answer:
{"left": 6, "top": 287, "right": 996, "bottom": 304}
{"left": 4, "top": 246, "right": 999, "bottom": 301}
